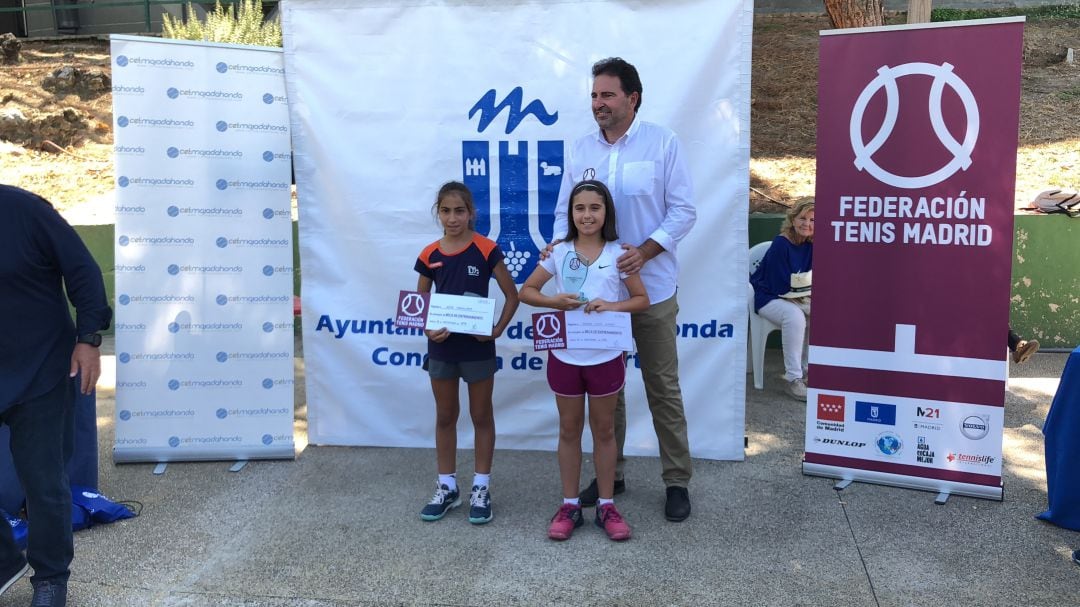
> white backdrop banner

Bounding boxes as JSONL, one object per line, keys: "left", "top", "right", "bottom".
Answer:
{"left": 110, "top": 36, "right": 295, "bottom": 462}
{"left": 282, "top": 0, "right": 752, "bottom": 460}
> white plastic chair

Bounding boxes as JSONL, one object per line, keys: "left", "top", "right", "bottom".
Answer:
{"left": 748, "top": 241, "right": 780, "bottom": 390}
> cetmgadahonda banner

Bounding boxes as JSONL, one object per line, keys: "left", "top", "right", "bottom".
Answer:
{"left": 806, "top": 18, "right": 1025, "bottom": 499}
{"left": 110, "top": 36, "right": 295, "bottom": 462}
{"left": 282, "top": 0, "right": 753, "bottom": 459}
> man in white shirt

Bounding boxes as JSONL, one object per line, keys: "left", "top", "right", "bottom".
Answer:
{"left": 551, "top": 57, "right": 696, "bottom": 522}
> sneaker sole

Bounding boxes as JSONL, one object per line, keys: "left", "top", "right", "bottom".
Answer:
{"left": 594, "top": 519, "right": 632, "bottom": 541}
{"left": 468, "top": 512, "right": 493, "bottom": 525}
{"left": 665, "top": 511, "right": 690, "bottom": 522}
{"left": 419, "top": 498, "right": 461, "bottom": 521}
{"left": 0, "top": 563, "right": 29, "bottom": 597}
{"left": 548, "top": 529, "right": 574, "bottom": 541}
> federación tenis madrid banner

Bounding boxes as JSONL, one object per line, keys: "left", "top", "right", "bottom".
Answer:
{"left": 806, "top": 18, "right": 1025, "bottom": 499}
{"left": 110, "top": 36, "right": 295, "bottom": 462}
{"left": 282, "top": 0, "right": 753, "bottom": 459}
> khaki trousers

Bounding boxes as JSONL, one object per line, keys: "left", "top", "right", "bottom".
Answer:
{"left": 615, "top": 295, "right": 692, "bottom": 487}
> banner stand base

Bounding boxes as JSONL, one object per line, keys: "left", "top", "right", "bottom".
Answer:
{"left": 803, "top": 462, "right": 1003, "bottom": 502}
{"left": 117, "top": 447, "right": 295, "bottom": 465}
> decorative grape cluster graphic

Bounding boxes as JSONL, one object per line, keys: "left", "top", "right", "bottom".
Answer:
{"left": 503, "top": 242, "right": 532, "bottom": 280}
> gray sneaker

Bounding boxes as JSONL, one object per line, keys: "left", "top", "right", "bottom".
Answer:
{"left": 31, "top": 580, "right": 67, "bottom": 607}
{"left": 786, "top": 378, "right": 808, "bottom": 401}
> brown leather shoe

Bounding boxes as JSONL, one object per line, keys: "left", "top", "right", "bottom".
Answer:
{"left": 1013, "top": 339, "right": 1040, "bottom": 364}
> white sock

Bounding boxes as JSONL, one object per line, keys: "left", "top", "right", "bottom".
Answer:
{"left": 563, "top": 497, "right": 581, "bottom": 506}
{"left": 438, "top": 473, "right": 457, "bottom": 491}
{"left": 473, "top": 473, "right": 490, "bottom": 489}
{"left": 598, "top": 498, "right": 614, "bottom": 507}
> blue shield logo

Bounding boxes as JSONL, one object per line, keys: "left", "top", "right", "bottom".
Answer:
{"left": 463, "top": 87, "right": 562, "bottom": 283}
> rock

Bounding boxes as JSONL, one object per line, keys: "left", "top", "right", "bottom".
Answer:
{"left": 0, "top": 140, "right": 26, "bottom": 156}
{"left": 43, "top": 66, "right": 78, "bottom": 93}
{"left": 81, "top": 70, "right": 111, "bottom": 93}
{"left": 0, "top": 107, "right": 27, "bottom": 126}
{"left": 0, "top": 107, "right": 87, "bottom": 149}
{"left": 41, "top": 66, "right": 111, "bottom": 99}
{"left": 0, "top": 33, "right": 19, "bottom": 64}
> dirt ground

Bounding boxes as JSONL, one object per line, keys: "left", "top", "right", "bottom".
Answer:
{"left": 0, "top": 14, "right": 1078, "bottom": 215}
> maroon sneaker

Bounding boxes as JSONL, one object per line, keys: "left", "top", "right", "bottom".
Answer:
{"left": 595, "top": 503, "right": 632, "bottom": 541}
{"left": 547, "top": 503, "right": 584, "bottom": 540}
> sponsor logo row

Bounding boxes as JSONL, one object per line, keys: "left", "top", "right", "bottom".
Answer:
{"left": 113, "top": 434, "right": 293, "bottom": 448}
{"left": 115, "top": 321, "right": 293, "bottom": 334}
{"left": 115, "top": 142, "right": 292, "bottom": 163}
{"left": 118, "top": 405, "right": 290, "bottom": 421}
{"left": 815, "top": 394, "right": 988, "bottom": 439}
{"left": 117, "top": 378, "right": 293, "bottom": 393}
{"left": 117, "top": 351, "right": 291, "bottom": 363}
{"left": 115, "top": 206, "right": 290, "bottom": 220}
{"left": 114, "top": 54, "right": 284, "bottom": 77}
{"left": 116, "top": 175, "right": 290, "bottom": 190}
{"left": 117, "top": 293, "right": 289, "bottom": 306}
{"left": 117, "top": 264, "right": 292, "bottom": 276}
{"left": 812, "top": 393, "right": 995, "bottom": 469}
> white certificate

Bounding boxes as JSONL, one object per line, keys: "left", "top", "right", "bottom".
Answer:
{"left": 564, "top": 309, "right": 633, "bottom": 351}
{"left": 426, "top": 293, "right": 496, "bottom": 336}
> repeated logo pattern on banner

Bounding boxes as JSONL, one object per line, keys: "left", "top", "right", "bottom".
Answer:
{"left": 110, "top": 36, "right": 295, "bottom": 462}
{"left": 282, "top": 0, "right": 753, "bottom": 459}
{"left": 806, "top": 18, "right": 1025, "bottom": 499}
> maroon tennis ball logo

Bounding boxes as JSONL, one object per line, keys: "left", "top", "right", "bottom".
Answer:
{"left": 535, "top": 313, "right": 562, "bottom": 339}
{"left": 401, "top": 293, "right": 426, "bottom": 317}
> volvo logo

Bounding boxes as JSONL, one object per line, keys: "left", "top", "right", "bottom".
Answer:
{"left": 959, "top": 415, "right": 989, "bottom": 440}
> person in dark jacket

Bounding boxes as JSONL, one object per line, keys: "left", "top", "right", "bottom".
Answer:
{"left": 0, "top": 185, "right": 111, "bottom": 607}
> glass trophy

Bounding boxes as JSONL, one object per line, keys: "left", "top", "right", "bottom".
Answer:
{"left": 561, "top": 251, "right": 589, "bottom": 302}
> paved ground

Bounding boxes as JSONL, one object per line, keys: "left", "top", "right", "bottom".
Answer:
{"left": 1, "top": 341, "right": 1077, "bottom": 606}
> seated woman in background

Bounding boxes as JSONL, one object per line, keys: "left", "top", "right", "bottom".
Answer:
{"left": 751, "top": 200, "right": 814, "bottom": 401}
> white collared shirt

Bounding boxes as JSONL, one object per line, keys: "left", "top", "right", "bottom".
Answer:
{"left": 553, "top": 118, "right": 696, "bottom": 304}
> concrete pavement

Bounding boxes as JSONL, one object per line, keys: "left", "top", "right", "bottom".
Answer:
{"left": 0, "top": 341, "right": 1076, "bottom": 606}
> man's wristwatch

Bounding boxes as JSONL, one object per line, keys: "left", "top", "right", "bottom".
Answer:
{"left": 76, "top": 333, "right": 103, "bottom": 347}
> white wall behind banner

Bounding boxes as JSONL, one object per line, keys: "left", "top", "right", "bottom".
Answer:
{"left": 282, "top": 0, "right": 752, "bottom": 460}
{"left": 110, "top": 36, "right": 295, "bottom": 462}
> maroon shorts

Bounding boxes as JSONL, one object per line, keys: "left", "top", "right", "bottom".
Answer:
{"left": 546, "top": 353, "right": 625, "bottom": 398}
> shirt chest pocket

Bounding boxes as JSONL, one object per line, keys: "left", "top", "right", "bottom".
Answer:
{"left": 621, "top": 161, "right": 656, "bottom": 196}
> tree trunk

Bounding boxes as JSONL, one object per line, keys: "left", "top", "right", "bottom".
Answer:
{"left": 823, "top": 0, "right": 885, "bottom": 29}
{"left": 907, "top": 0, "right": 933, "bottom": 24}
